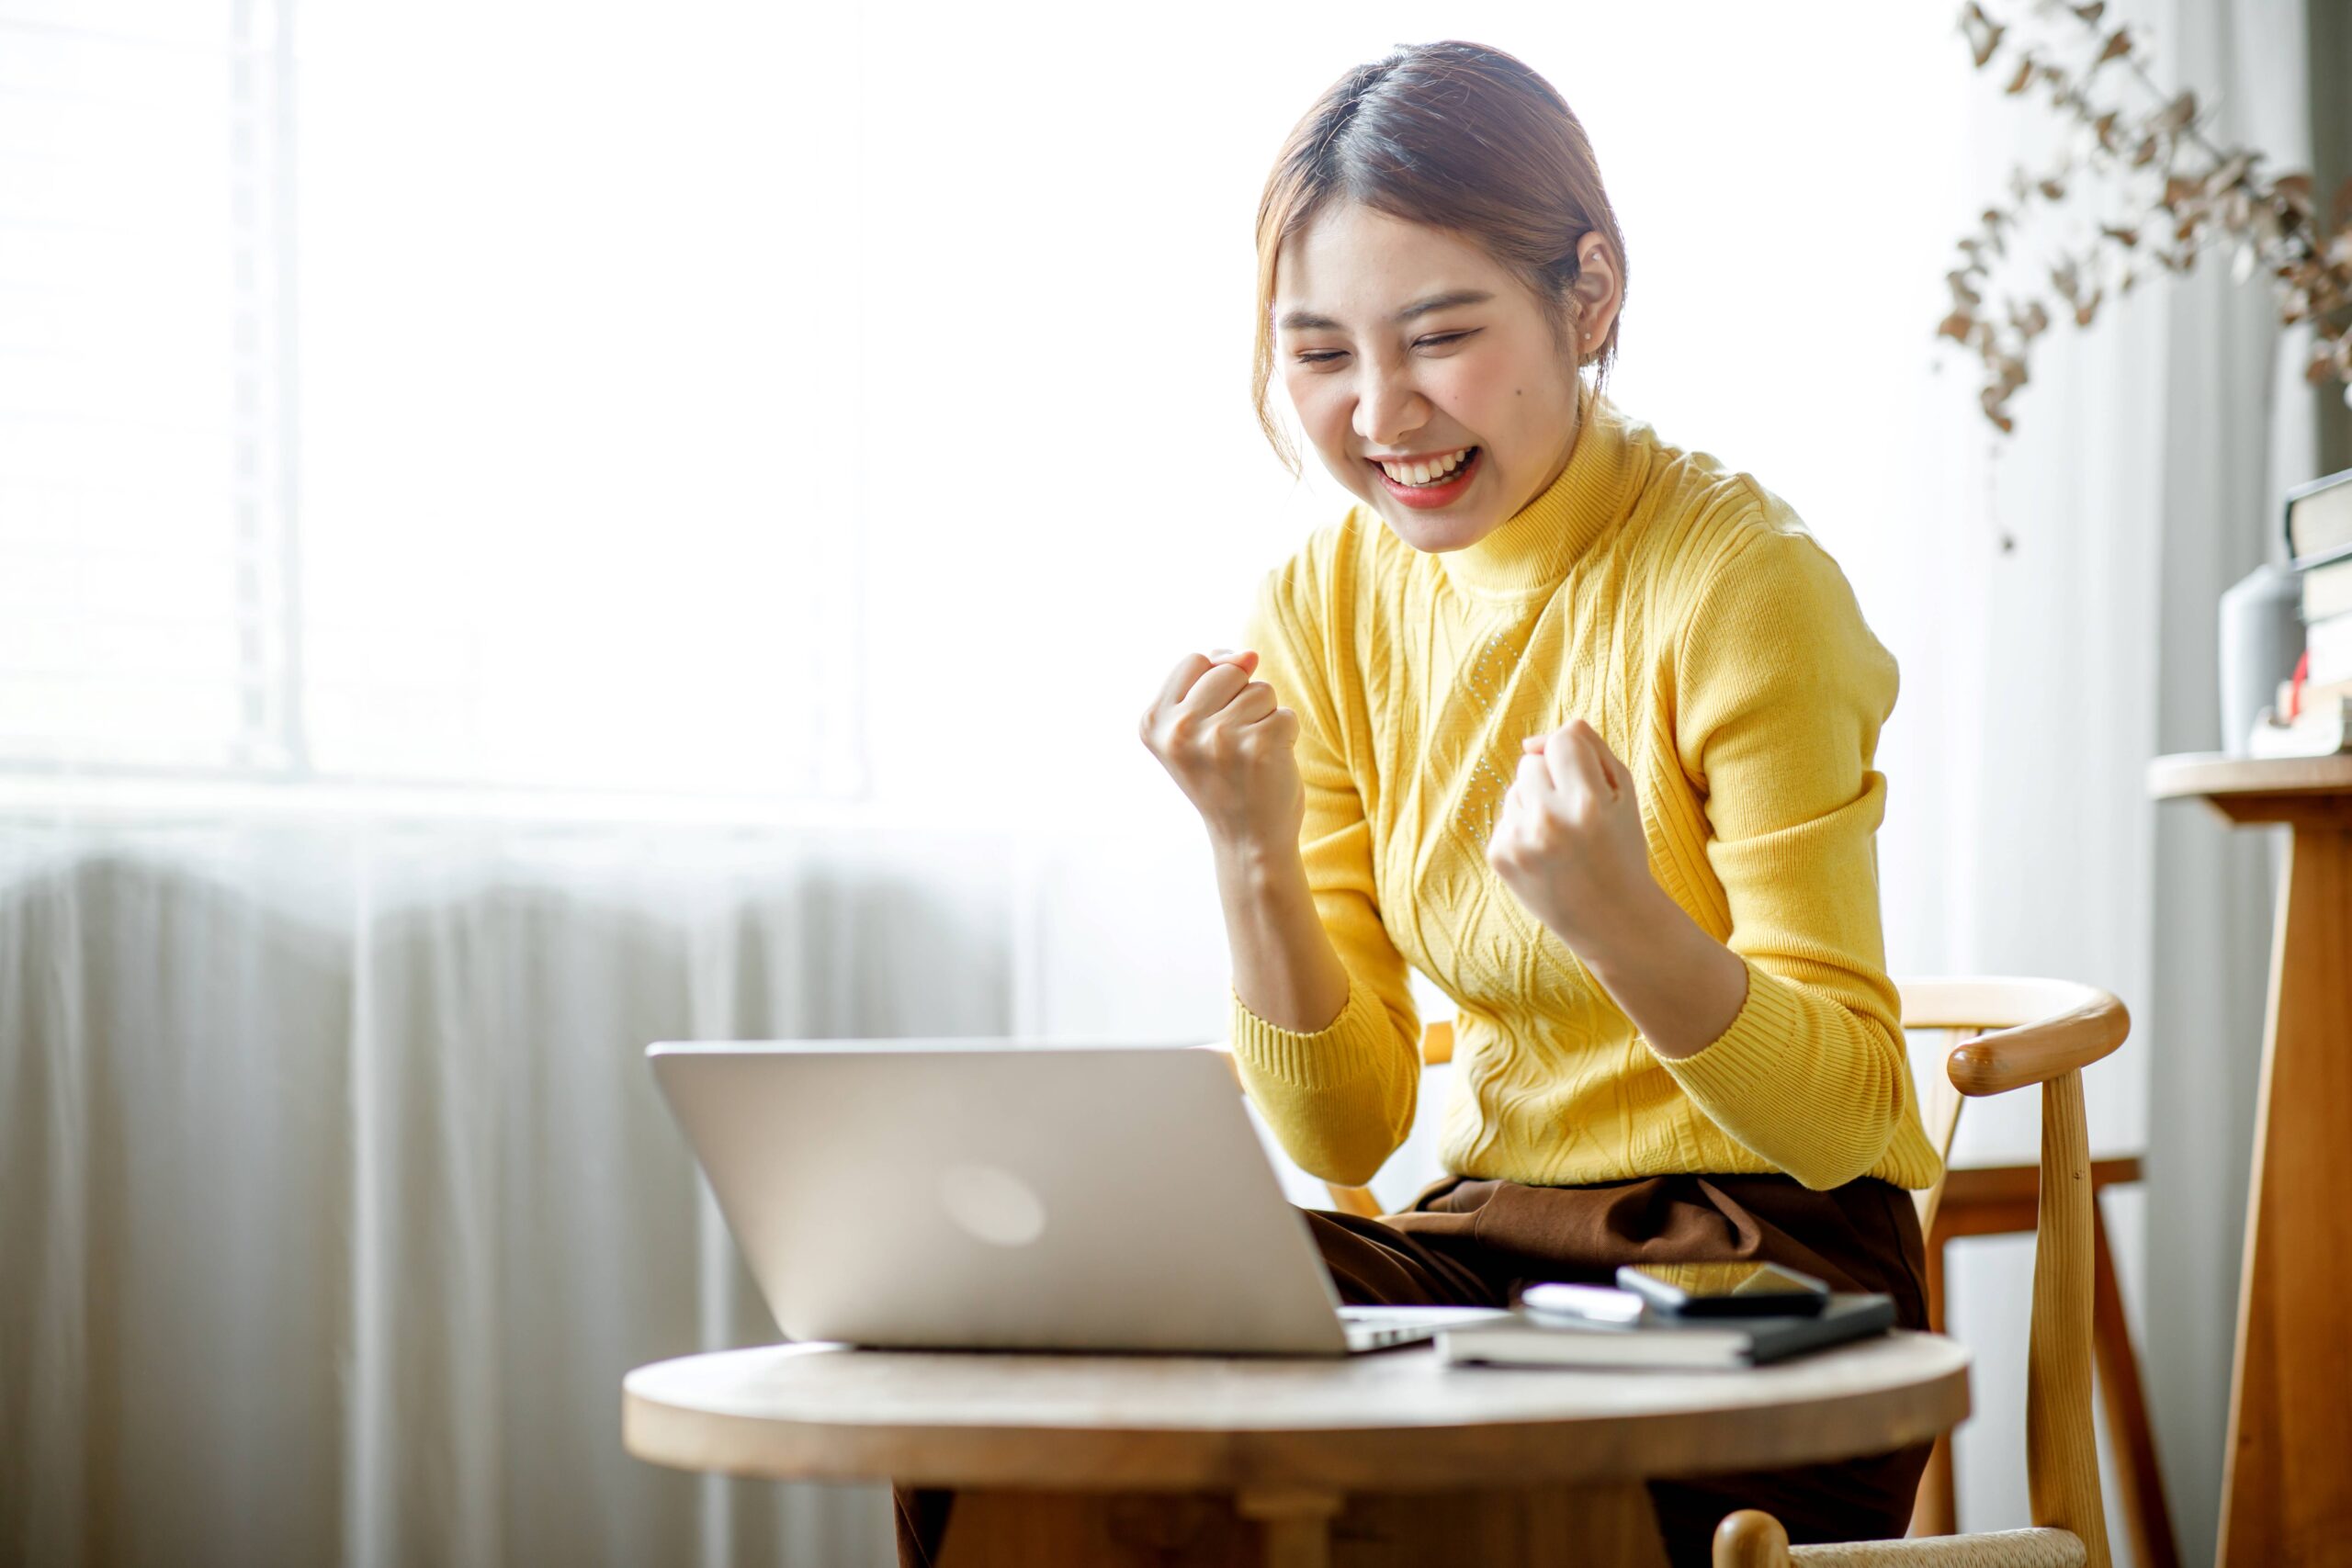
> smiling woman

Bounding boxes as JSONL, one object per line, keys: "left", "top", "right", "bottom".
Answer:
{"left": 1115, "top": 39, "right": 1940, "bottom": 1568}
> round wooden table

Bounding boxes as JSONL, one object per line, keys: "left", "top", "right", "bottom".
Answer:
{"left": 624, "top": 1333, "right": 1970, "bottom": 1567}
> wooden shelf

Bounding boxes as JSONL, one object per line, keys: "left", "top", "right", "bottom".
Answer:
{"left": 2147, "top": 751, "right": 2352, "bottom": 826}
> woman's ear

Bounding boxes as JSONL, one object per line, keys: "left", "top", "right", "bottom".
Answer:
{"left": 1566, "top": 232, "right": 1623, "bottom": 360}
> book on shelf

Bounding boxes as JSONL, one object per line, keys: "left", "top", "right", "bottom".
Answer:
{"left": 1435, "top": 1294, "right": 1896, "bottom": 1371}
{"left": 2301, "top": 558, "right": 2352, "bottom": 624}
{"left": 2287, "top": 467, "right": 2352, "bottom": 568}
{"left": 2288, "top": 469, "right": 2352, "bottom": 624}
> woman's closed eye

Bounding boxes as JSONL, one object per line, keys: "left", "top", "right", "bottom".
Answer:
{"left": 1292, "top": 330, "right": 1482, "bottom": 367}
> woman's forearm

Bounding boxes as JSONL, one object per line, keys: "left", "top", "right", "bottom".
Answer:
{"left": 1212, "top": 835, "right": 1351, "bottom": 1034}
{"left": 1578, "top": 884, "right": 1749, "bottom": 1059}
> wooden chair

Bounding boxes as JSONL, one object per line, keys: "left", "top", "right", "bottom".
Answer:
{"left": 1712, "top": 977, "right": 2128, "bottom": 1568}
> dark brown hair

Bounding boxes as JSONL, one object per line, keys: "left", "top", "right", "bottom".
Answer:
{"left": 1251, "top": 40, "right": 1628, "bottom": 469}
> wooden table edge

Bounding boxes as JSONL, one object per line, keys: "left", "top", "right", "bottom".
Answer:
{"left": 621, "top": 1342, "right": 1971, "bottom": 1493}
{"left": 2148, "top": 751, "right": 2352, "bottom": 801}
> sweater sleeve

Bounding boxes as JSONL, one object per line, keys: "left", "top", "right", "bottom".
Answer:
{"left": 1662, "top": 522, "right": 1916, "bottom": 1191}
{"left": 1227, "top": 553, "right": 1420, "bottom": 1188}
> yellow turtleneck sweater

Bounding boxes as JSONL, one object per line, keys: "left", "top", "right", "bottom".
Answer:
{"left": 1228, "top": 393, "right": 1942, "bottom": 1195}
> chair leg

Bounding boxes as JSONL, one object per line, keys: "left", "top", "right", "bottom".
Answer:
{"left": 1915, "top": 1165, "right": 2177, "bottom": 1559}
{"left": 2090, "top": 1194, "right": 2180, "bottom": 1568}
{"left": 1911, "top": 1218, "right": 1959, "bottom": 1537}
{"left": 1913, "top": 1435, "right": 1959, "bottom": 1540}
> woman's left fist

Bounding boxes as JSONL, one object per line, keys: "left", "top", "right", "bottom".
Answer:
{"left": 1485, "top": 718, "right": 1659, "bottom": 960}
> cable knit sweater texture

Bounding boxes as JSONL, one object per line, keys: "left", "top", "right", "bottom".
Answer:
{"left": 1227, "top": 392, "right": 1942, "bottom": 1194}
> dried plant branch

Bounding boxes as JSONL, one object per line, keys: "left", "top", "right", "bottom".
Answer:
{"left": 1943, "top": 1, "right": 2352, "bottom": 432}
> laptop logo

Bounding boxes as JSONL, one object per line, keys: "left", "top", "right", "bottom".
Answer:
{"left": 938, "top": 1163, "right": 1047, "bottom": 1247}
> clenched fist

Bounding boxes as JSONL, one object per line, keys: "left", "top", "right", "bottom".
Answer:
{"left": 1486, "top": 717, "right": 1660, "bottom": 962}
{"left": 1139, "top": 649, "right": 1304, "bottom": 853}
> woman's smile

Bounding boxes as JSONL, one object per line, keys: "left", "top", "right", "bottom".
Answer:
{"left": 1369, "top": 445, "right": 1483, "bottom": 509}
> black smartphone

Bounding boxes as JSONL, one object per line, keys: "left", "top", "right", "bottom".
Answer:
{"left": 1614, "top": 1261, "right": 1831, "bottom": 1318}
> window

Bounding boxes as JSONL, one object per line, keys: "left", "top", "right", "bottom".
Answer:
{"left": 0, "top": 0, "right": 298, "bottom": 773}
{"left": 2, "top": 0, "right": 865, "bottom": 797}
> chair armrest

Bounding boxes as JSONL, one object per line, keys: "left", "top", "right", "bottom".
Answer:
{"left": 1945, "top": 986, "right": 2128, "bottom": 1098}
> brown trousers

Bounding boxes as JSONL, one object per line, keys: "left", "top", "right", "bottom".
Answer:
{"left": 896, "top": 1171, "right": 1932, "bottom": 1568}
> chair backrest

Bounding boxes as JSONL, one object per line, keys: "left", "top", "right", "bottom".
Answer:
{"left": 1899, "top": 1010, "right": 1968, "bottom": 1237}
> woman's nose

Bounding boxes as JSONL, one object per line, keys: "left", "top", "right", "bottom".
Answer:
{"left": 1352, "top": 370, "right": 1428, "bottom": 449}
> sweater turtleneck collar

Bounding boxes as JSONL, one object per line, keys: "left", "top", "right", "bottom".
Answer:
{"left": 1433, "top": 386, "right": 1639, "bottom": 600}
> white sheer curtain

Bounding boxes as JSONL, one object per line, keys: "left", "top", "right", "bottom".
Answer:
{"left": 0, "top": 805, "right": 1033, "bottom": 1567}
{"left": 2, "top": 2, "right": 2308, "bottom": 1565}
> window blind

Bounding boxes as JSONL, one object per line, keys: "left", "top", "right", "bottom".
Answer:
{"left": 0, "top": 0, "right": 299, "bottom": 774}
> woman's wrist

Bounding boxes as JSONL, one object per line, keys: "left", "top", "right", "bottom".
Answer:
{"left": 1207, "top": 825, "right": 1348, "bottom": 1037}
{"left": 1209, "top": 826, "right": 1302, "bottom": 884}
{"left": 1574, "top": 886, "right": 1748, "bottom": 1060}
{"left": 1566, "top": 879, "right": 1684, "bottom": 976}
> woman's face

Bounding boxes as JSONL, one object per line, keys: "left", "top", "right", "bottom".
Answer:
{"left": 1273, "top": 202, "right": 1607, "bottom": 554}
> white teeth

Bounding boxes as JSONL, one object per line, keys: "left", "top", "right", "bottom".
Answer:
{"left": 1379, "top": 447, "right": 1472, "bottom": 486}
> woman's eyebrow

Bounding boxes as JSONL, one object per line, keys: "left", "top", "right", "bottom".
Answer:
{"left": 1395, "top": 288, "right": 1492, "bottom": 321}
{"left": 1276, "top": 288, "right": 1495, "bottom": 333}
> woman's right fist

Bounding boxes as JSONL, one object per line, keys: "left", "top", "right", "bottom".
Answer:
{"left": 1138, "top": 649, "right": 1304, "bottom": 852}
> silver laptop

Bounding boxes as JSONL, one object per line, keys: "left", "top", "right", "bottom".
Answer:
{"left": 647, "top": 1040, "right": 1503, "bottom": 1356}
